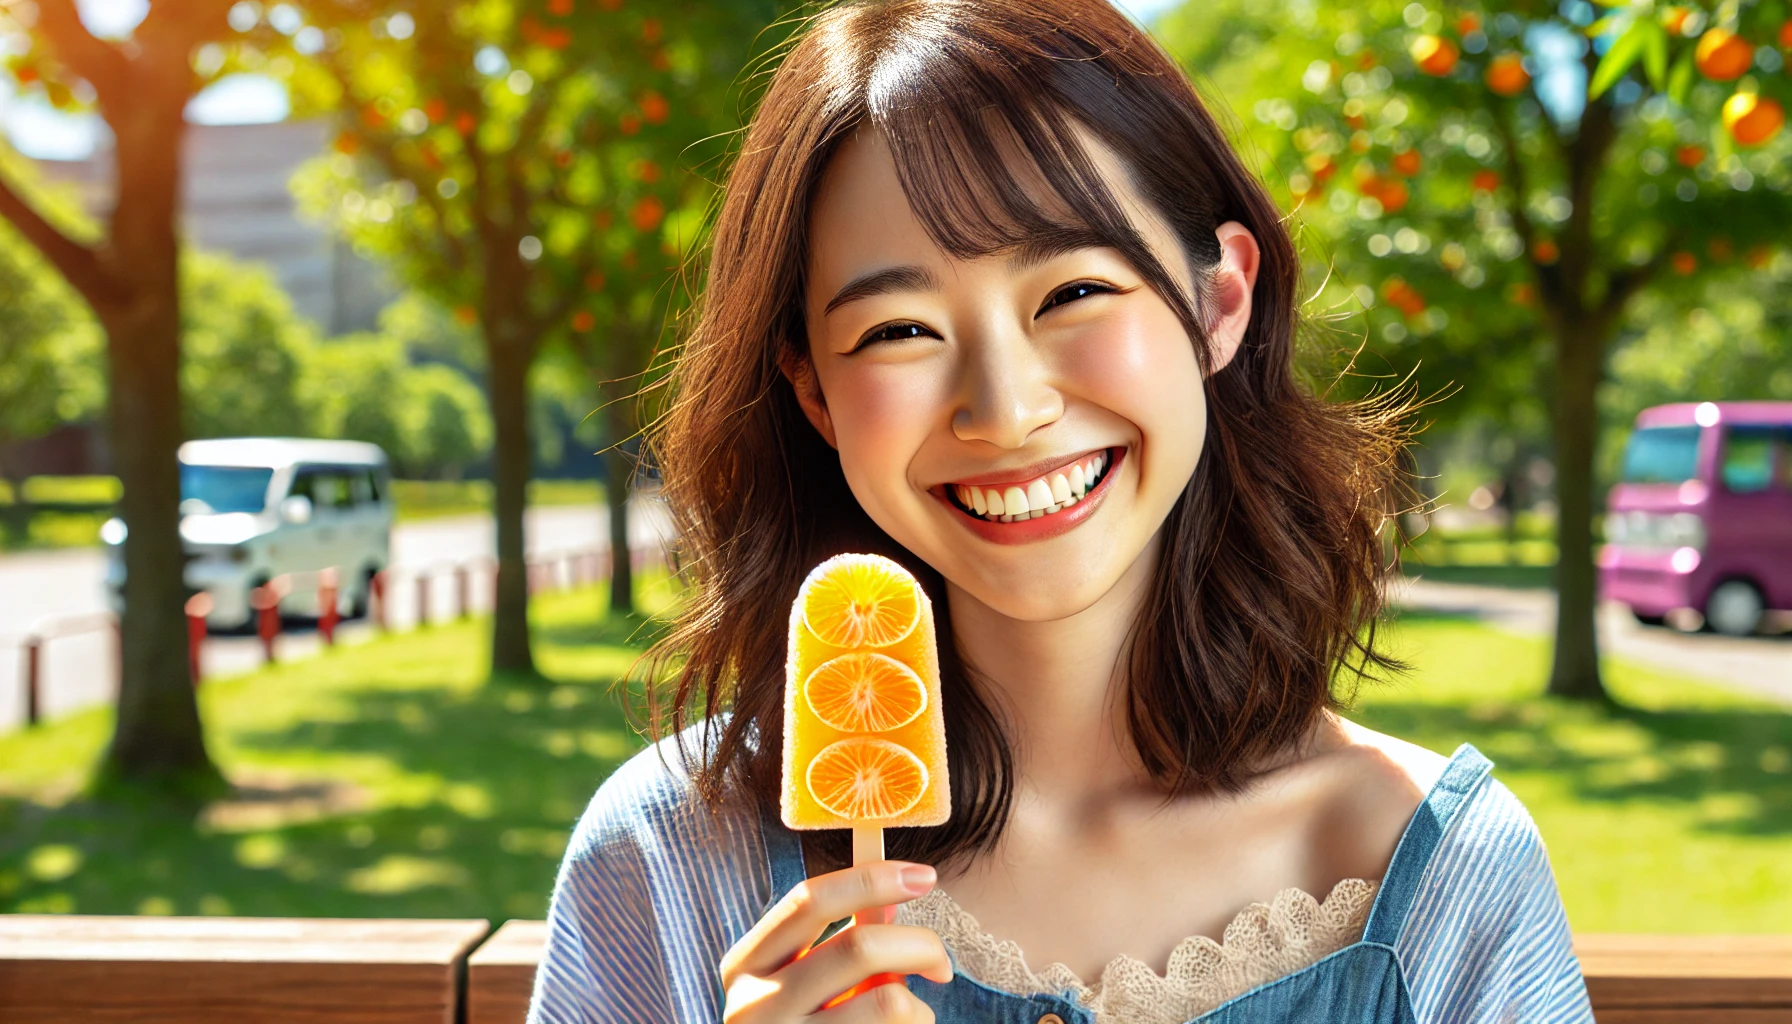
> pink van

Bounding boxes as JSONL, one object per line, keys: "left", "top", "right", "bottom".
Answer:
{"left": 1601, "top": 401, "right": 1792, "bottom": 636}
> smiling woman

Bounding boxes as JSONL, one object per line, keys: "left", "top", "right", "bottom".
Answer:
{"left": 531, "top": 2, "right": 1591, "bottom": 1023}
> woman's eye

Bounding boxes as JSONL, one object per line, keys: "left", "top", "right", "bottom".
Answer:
{"left": 855, "top": 321, "right": 935, "bottom": 348}
{"left": 1038, "top": 280, "right": 1115, "bottom": 315}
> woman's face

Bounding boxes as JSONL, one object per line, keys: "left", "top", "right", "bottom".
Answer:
{"left": 794, "top": 128, "right": 1260, "bottom": 622}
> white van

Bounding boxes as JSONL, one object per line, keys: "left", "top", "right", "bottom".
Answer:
{"left": 103, "top": 438, "right": 394, "bottom": 629}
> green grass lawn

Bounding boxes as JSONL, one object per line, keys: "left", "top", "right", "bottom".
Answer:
{"left": 1, "top": 594, "right": 1787, "bottom": 932}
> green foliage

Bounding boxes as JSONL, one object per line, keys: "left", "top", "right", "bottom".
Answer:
{"left": 181, "top": 253, "right": 318, "bottom": 440}
{"left": 1155, "top": 0, "right": 1792, "bottom": 434}
{"left": 177, "top": 251, "right": 494, "bottom": 479}
{"left": 0, "top": 167, "right": 103, "bottom": 459}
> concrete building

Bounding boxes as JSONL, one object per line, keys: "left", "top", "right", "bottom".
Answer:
{"left": 33, "top": 118, "right": 392, "bottom": 334}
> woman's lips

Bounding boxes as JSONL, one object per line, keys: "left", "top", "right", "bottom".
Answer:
{"left": 938, "top": 447, "right": 1124, "bottom": 544}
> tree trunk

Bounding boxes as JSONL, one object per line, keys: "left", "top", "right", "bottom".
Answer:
{"left": 602, "top": 414, "right": 634, "bottom": 618}
{"left": 487, "top": 335, "right": 536, "bottom": 676}
{"left": 1545, "top": 318, "right": 1608, "bottom": 701}
{"left": 99, "top": 103, "right": 216, "bottom": 788}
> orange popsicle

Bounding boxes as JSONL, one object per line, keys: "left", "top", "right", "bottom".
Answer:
{"left": 782, "top": 553, "right": 950, "bottom": 832}
{"left": 782, "top": 553, "right": 950, "bottom": 1006}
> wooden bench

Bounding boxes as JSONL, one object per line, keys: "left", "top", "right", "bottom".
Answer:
{"left": 468, "top": 920, "right": 548, "bottom": 1024}
{"left": 1575, "top": 934, "right": 1792, "bottom": 1022}
{"left": 4, "top": 917, "right": 1790, "bottom": 1022}
{"left": 0, "top": 915, "right": 489, "bottom": 1023}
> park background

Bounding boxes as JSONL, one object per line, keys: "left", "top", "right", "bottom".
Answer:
{"left": 0, "top": 0, "right": 1789, "bottom": 942}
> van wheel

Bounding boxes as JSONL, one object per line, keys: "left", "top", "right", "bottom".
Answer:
{"left": 1628, "top": 606, "right": 1666, "bottom": 627}
{"left": 1705, "top": 580, "right": 1765, "bottom": 637}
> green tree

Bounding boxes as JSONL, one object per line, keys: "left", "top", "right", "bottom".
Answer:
{"left": 1158, "top": 0, "right": 1792, "bottom": 701}
{"left": 181, "top": 253, "right": 317, "bottom": 440}
{"left": 0, "top": 178, "right": 103, "bottom": 512}
{"left": 282, "top": 0, "right": 782, "bottom": 661}
{"left": 0, "top": 0, "right": 255, "bottom": 788}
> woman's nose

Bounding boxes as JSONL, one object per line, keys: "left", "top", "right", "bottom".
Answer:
{"left": 950, "top": 332, "right": 1063, "bottom": 449}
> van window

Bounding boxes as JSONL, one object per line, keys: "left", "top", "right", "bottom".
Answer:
{"left": 1721, "top": 426, "right": 1778, "bottom": 493}
{"left": 1620, "top": 425, "right": 1701, "bottom": 484}
{"left": 181, "top": 465, "right": 274, "bottom": 514}
{"left": 359, "top": 468, "right": 385, "bottom": 505}
{"left": 291, "top": 468, "right": 357, "bottom": 511}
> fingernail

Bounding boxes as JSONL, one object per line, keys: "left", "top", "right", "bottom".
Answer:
{"left": 898, "top": 864, "right": 936, "bottom": 894}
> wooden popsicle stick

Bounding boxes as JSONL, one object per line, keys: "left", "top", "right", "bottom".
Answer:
{"left": 819, "top": 824, "right": 903, "bottom": 1009}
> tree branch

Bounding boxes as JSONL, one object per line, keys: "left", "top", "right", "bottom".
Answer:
{"left": 32, "top": 0, "right": 129, "bottom": 98}
{"left": 0, "top": 168, "right": 118, "bottom": 303}
{"left": 1489, "top": 101, "right": 1568, "bottom": 319}
{"left": 1602, "top": 233, "right": 1679, "bottom": 318}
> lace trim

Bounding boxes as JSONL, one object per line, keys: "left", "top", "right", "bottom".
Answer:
{"left": 896, "top": 878, "right": 1378, "bottom": 1024}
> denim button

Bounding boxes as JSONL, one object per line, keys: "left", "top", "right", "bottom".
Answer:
{"left": 1037, "top": 1015, "right": 1065, "bottom": 1024}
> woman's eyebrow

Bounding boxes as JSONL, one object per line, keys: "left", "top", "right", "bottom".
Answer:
{"left": 823, "top": 264, "right": 939, "bottom": 315}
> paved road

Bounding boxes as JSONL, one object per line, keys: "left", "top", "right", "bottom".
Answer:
{"left": 0, "top": 500, "right": 676, "bottom": 732}
{"left": 1392, "top": 577, "right": 1792, "bottom": 705}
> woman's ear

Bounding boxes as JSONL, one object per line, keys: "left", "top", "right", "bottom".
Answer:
{"left": 1205, "top": 221, "right": 1260, "bottom": 375}
{"left": 778, "top": 347, "right": 839, "bottom": 449}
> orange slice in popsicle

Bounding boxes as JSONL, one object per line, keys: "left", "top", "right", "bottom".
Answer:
{"left": 782, "top": 554, "right": 949, "bottom": 830}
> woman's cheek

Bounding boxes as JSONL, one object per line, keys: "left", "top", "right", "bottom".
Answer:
{"left": 1059, "top": 307, "right": 1206, "bottom": 476}
{"left": 824, "top": 364, "right": 949, "bottom": 509}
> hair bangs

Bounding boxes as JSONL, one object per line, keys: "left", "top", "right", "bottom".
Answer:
{"left": 860, "top": 26, "right": 1217, "bottom": 368}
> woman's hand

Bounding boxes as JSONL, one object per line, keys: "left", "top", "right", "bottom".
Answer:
{"left": 721, "top": 860, "right": 953, "bottom": 1022}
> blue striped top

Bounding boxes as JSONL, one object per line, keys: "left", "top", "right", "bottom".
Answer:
{"left": 529, "top": 728, "right": 1593, "bottom": 1023}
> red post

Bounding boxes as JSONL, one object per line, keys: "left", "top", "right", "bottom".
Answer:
{"left": 455, "top": 564, "right": 470, "bottom": 619}
{"left": 23, "top": 635, "right": 42, "bottom": 726}
{"left": 317, "top": 567, "right": 340, "bottom": 645}
{"left": 370, "top": 570, "right": 387, "bottom": 631}
{"left": 184, "top": 592, "right": 213, "bottom": 685}
{"left": 251, "top": 583, "right": 281, "bottom": 664}
{"left": 415, "top": 572, "right": 430, "bottom": 628}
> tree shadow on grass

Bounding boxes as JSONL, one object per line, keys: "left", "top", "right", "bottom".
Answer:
{"left": 0, "top": 670, "right": 654, "bottom": 920}
{"left": 1353, "top": 697, "right": 1792, "bottom": 839}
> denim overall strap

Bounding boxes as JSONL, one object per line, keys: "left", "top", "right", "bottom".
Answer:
{"left": 760, "top": 799, "right": 809, "bottom": 904}
{"left": 1362, "top": 744, "right": 1493, "bottom": 947}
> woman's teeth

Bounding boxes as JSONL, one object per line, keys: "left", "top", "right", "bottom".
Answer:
{"left": 952, "top": 451, "right": 1108, "bottom": 523}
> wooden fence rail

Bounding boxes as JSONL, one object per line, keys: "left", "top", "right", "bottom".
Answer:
{"left": 3, "top": 916, "right": 1789, "bottom": 1022}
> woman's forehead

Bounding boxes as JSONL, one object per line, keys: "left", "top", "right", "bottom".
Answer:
{"left": 805, "top": 125, "right": 1193, "bottom": 305}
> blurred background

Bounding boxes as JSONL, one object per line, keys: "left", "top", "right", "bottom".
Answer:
{"left": 0, "top": 0, "right": 1787, "bottom": 936}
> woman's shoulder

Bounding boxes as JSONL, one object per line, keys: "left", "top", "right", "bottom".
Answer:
{"left": 567, "top": 718, "right": 760, "bottom": 864}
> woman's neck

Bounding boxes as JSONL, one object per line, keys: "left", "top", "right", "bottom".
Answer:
{"left": 945, "top": 531, "right": 1162, "bottom": 804}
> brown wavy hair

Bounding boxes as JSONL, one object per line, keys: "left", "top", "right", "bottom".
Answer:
{"left": 646, "top": 0, "right": 1407, "bottom": 870}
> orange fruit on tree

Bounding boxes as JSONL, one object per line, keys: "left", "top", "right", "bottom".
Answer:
{"left": 1471, "top": 168, "right": 1501, "bottom": 192}
{"left": 630, "top": 194, "right": 665, "bottom": 232}
{"left": 571, "top": 310, "right": 596, "bottom": 332}
{"left": 1675, "top": 144, "right": 1706, "bottom": 168}
{"left": 1744, "top": 245, "right": 1772, "bottom": 269}
{"left": 1671, "top": 251, "right": 1697, "bottom": 275}
{"left": 801, "top": 556, "right": 922, "bottom": 649}
{"left": 1485, "top": 53, "right": 1529, "bottom": 96}
{"left": 1456, "top": 14, "right": 1481, "bottom": 36}
{"left": 805, "top": 737, "right": 929, "bottom": 820}
{"left": 804, "top": 653, "right": 929, "bottom": 733}
{"left": 1781, "top": 20, "right": 1792, "bottom": 49}
{"left": 1661, "top": 6, "right": 1692, "bottom": 36}
{"left": 1377, "top": 179, "right": 1410, "bottom": 213}
{"left": 1391, "top": 149, "right": 1422, "bottom": 176}
{"left": 1695, "top": 28, "right": 1754, "bottom": 81}
{"left": 1410, "top": 34, "right": 1459, "bottom": 76}
{"left": 1532, "top": 239, "right": 1559, "bottom": 264}
{"left": 640, "top": 91, "right": 670, "bottom": 125}
{"left": 1723, "top": 92, "right": 1785, "bottom": 146}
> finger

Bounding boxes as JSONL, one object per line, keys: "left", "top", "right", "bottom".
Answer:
{"left": 807, "top": 978, "right": 935, "bottom": 1024}
{"left": 723, "top": 861, "right": 937, "bottom": 981}
{"left": 776, "top": 924, "right": 953, "bottom": 1012}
